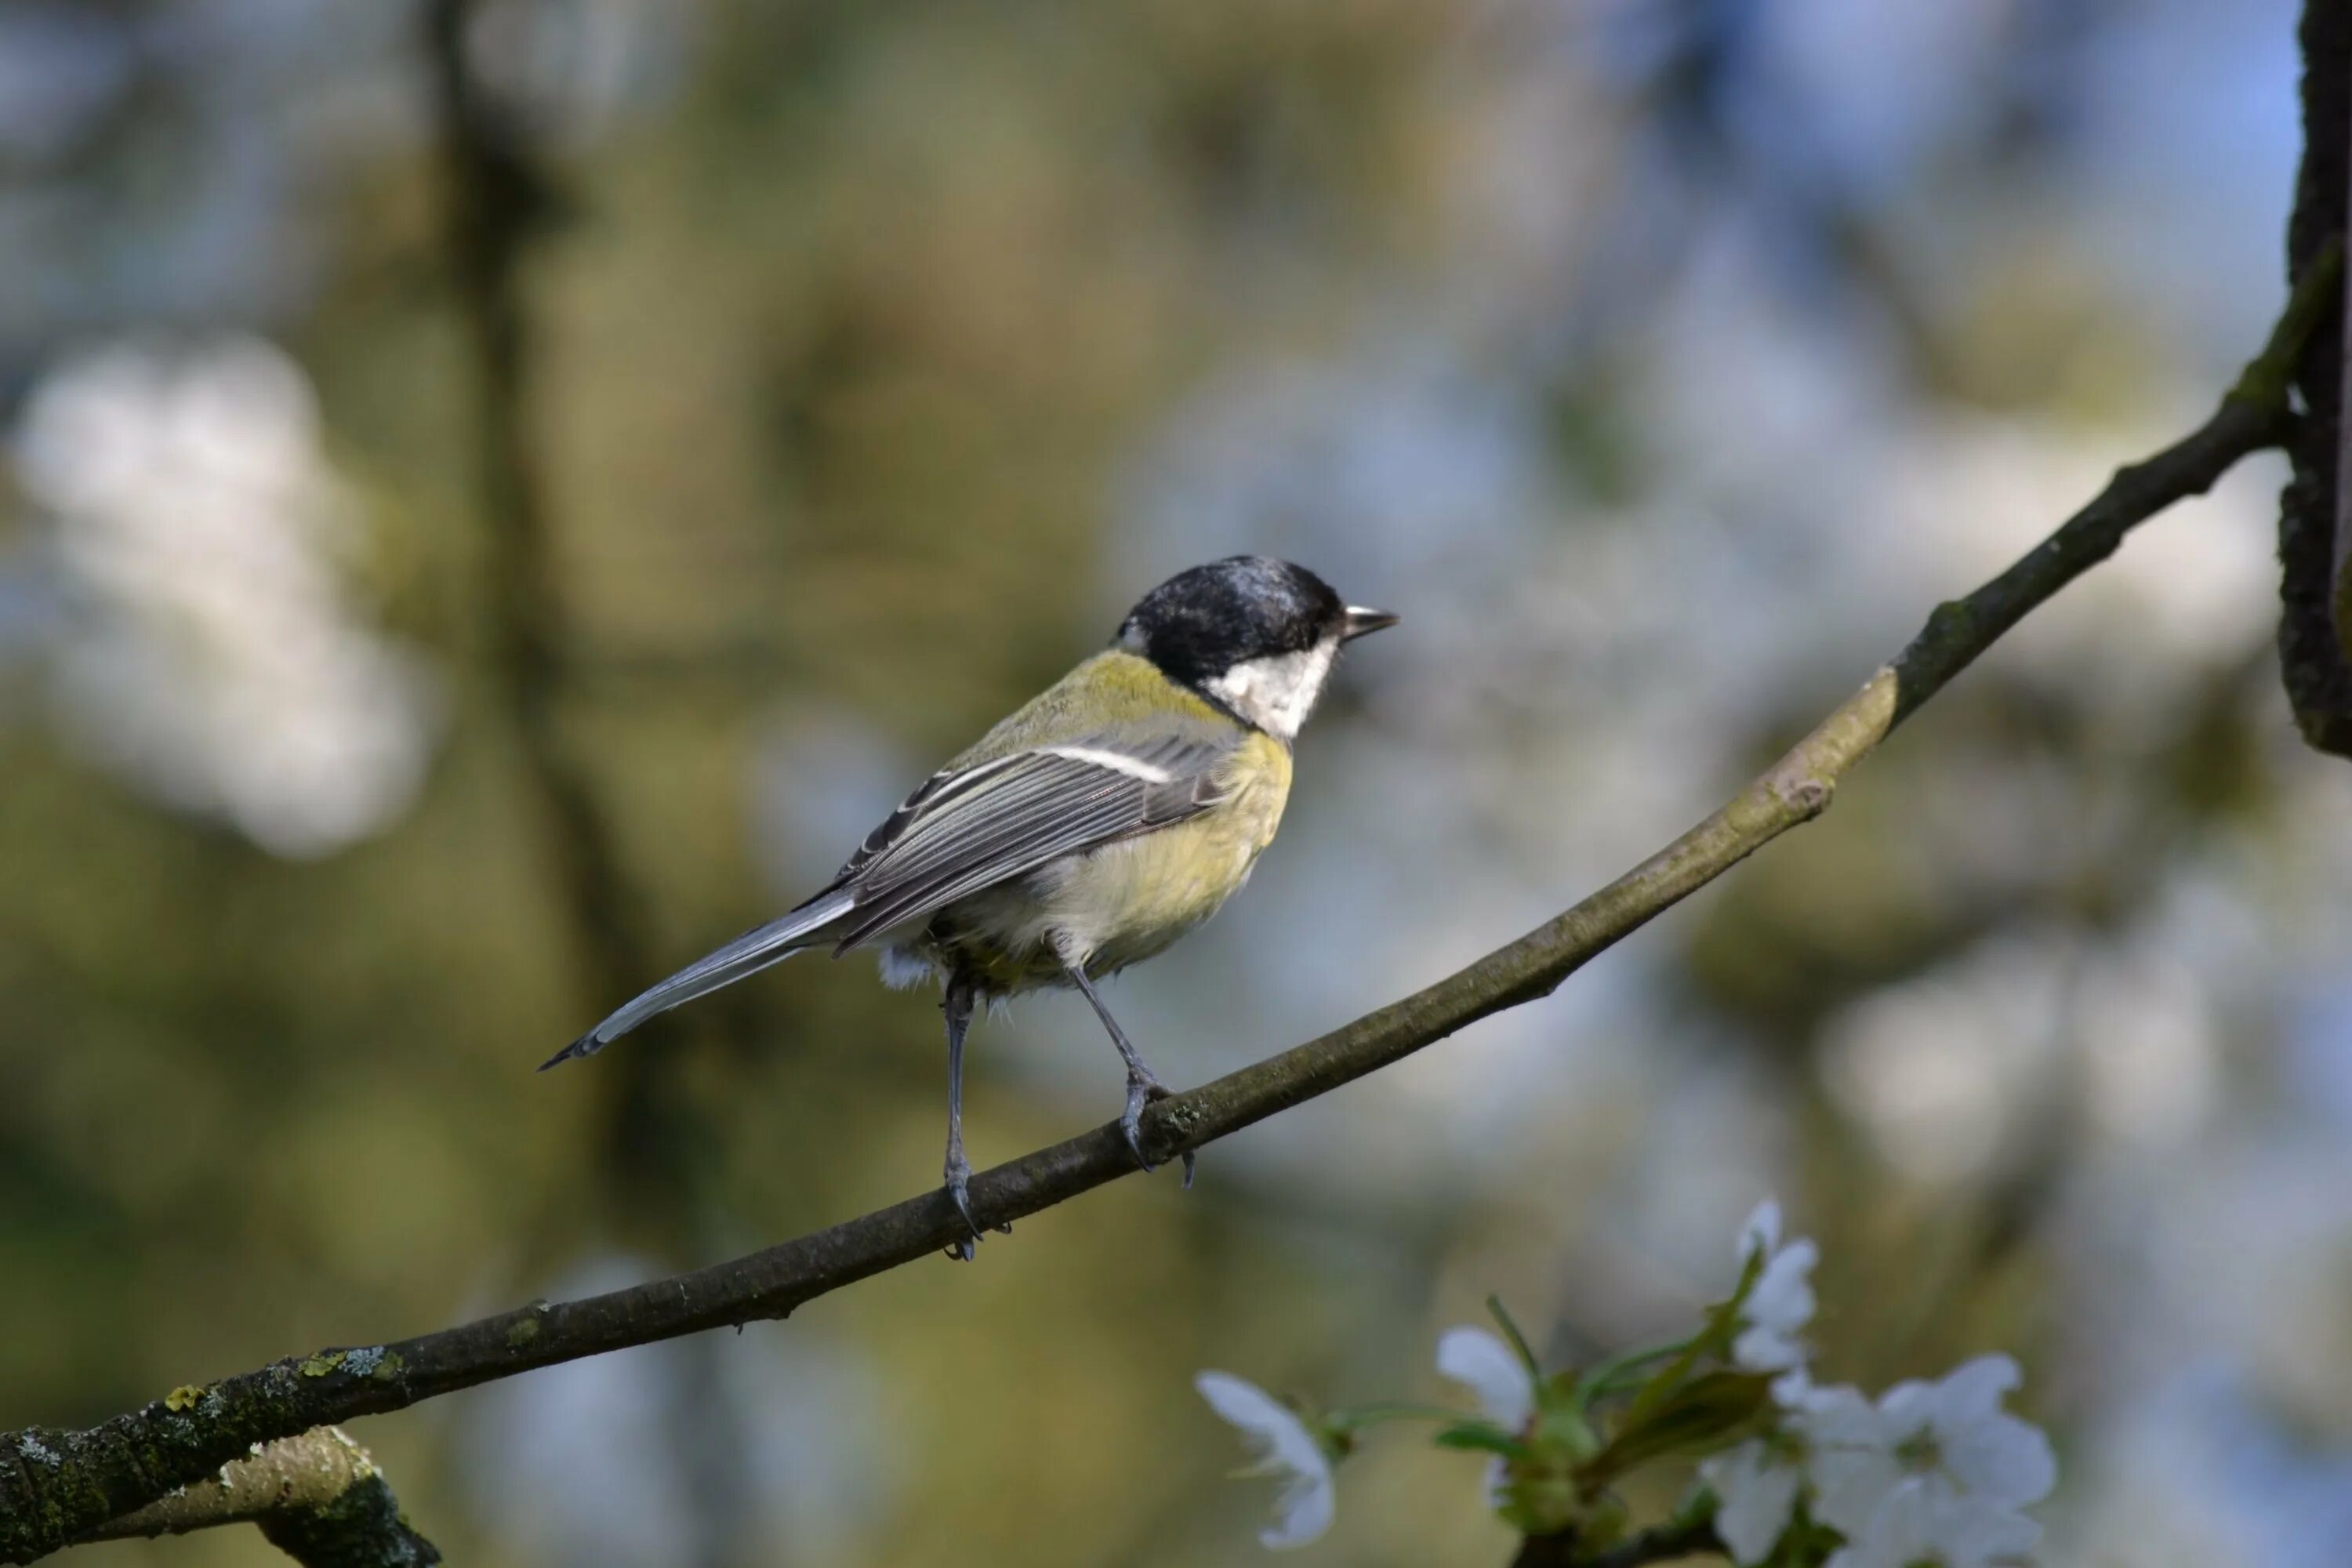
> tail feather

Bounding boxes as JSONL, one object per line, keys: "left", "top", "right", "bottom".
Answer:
{"left": 539, "top": 890, "right": 857, "bottom": 1069}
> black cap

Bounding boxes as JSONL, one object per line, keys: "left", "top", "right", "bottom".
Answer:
{"left": 1116, "top": 557, "right": 1351, "bottom": 689}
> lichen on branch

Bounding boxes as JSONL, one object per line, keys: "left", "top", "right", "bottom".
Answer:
{"left": 74, "top": 1427, "right": 437, "bottom": 1568}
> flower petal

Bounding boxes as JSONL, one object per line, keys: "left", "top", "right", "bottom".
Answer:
{"left": 1733, "top": 1323, "right": 1804, "bottom": 1373}
{"left": 1856, "top": 1479, "right": 1940, "bottom": 1564}
{"left": 1875, "top": 1377, "right": 1935, "bottom": 1437}
{"left": 1797, "top": 1382, "right": 1910, "bottom": 1542}
{"left": 1700, "top": 1441, "right": 1802, "bottom": 1566}
{"left": 1941, "top": 1499, "right": 2042, "bottom": 1565}
{"left": 1809, "top": 1446, "right": 1902, "bottom": 1537}
{"left": 1840, "top": 1480, "right": 2042, "bottom": 1568}
{"left": 1798, "top": 1384, "right": 1898, "bottom": 1535}
{"left": 1196, "top": 1370, "right": 1335, "bottom": 1549}
{"left": 1942, "top": 1413, "right": 2056, "bottom": 1509}
{"left": 1436, "top": 1327, "right": 1535, "bottom": 1429}
{"left": 1747, "top": 1240, "right": 1820, "bottom": 1333}
{"left": 1738, "top": 1200, "right": 1784, "bottom": 1263}
{"left": 1795, "top": 1381, "right": 1880, "bottom": 1432}
{"left": 1196, "top": 1372, "right": 1323, "bottom": 1472}
{"left": 1928, "top": 1355, "right": 2022, "bottom": 1425}
{"left": 1262, "top": 1468, "right": 1336, "bottom": 1550}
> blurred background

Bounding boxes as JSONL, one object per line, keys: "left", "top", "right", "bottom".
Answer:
{"left": 2, "top": 1, "right": 2347, "bottom": 1564}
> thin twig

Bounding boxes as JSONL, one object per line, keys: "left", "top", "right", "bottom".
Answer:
{"left": 424, "top": 0, "right": 710, "bottom": 1240}
{"left": 423, "top": 0, "right": 652, "bottom": 1029}
{"left": 0, "top": 249, "right": 2336, "bottom": 1564}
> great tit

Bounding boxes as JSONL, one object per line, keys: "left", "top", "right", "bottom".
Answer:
{"left": 543, "top": 556, "right": 1396, "bottom": 1254}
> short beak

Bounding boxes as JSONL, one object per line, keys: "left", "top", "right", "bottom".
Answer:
{"left": 1341, "top": 604, "right": 1400, "bottom": 641}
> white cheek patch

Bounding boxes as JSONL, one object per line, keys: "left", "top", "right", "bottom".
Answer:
{"left": 1205, "top": 638, "right": 1338, "bottom": 742}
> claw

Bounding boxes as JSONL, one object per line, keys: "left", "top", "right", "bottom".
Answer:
{"left": 943, "top": 1160, "right": 984, "bottom": 1261}
{"left": 1120, "top": 1072, "right": 1157, "bottom": 1171}
{"left": 949, "top": 1172, "right": 979, "bottom": 1233}
{"left": 1123, "top": 1075, "right": 1200, "bottom": 1185}
{"left": 1130, "top": 1076, "right": 1199, "bottom": 1185}
{"left": 1120, "top": 1088, "right": 1155, "bottom": 1171}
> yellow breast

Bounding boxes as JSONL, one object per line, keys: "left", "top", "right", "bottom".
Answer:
{"left": 932, "top": 730, "right": 1293, "bottom": 989}
{"left": 1068, "top": 730, "right": 1291, "bottom": 972}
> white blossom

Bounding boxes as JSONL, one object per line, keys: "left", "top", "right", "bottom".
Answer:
{"left": 1196, "top": 1372, "right": 1335, "bottom": 1550}
{"left": 1825, "top": 1479, "right": 2042, "bottom": 1568}
{"left": 12, "top": 336, "right": 435, "bottom": 856}
{"left": 1809, "top": 1356, "right": 2056, "bottom": 1537}
{"left": 1768, "top": 1363, "right": 1820, "bottom": 1409}
{"left": 1436, "top": 1327, "right": 1535, "bottom": 1508}
{"left": 1700, "top": 1436, "right": 1806, "bottom": 1565}
{"left": 1733, "top": 1200, "right": 1819, "bottom": 1374}
{"left": 1436, "top": 1327, "right": 1535, "bottom": 1429}
{"left": 1697, "top": 1377, "right": 1871, "bottom": 1563}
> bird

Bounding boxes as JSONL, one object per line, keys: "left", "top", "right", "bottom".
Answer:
{"left": 541, "top": 556, "right": 1397, "bottom": 1257}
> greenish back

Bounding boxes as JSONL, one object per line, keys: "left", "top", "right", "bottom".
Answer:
{"left": 948, "top": 651, "right": 1242, "bottom": 768}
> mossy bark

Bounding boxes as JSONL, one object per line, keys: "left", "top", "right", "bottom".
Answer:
{"left": 66, "top": 1427, "right": 438, "bottom": 1566}
{"left": 255, "top": 1473, "right": 440, "bottom": 1568}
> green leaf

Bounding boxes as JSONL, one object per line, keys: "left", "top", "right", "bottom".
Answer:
{"left": 1433, "top": 1422, "right": 1530, "bottom": 1459}
{"left": 1588, "top": 1370, "right": 1774, "bottom": 1479}
{"left": 1486, "top": 1294, "right": 1544, "bottom": 1380}
{"left": 1534, "top": 1406, "right": 1603, "bottom": 1463}
{"left": 1584, "top": 1339, "right": 1694, "bottom": 1402}
{"left": 1619, "top": 1294, "right": 1748, "bottom": 1431}
{"left": 1331, "top": 1400, "right": 1492, "bottom": 1432}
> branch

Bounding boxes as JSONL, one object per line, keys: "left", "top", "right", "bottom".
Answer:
{"left": 423, "top": 0, "right": 652, "bottom": 999}
{"left": 2280, "top": 0, "right": 2352, "bottom": 753}
{"left": 1, "top": 249, "right": 2336, "bottom": 1564}
{"left": 1581, "top": 1519, "right": 1726, "bottom": 1568}
{"left": 424, "top": 0, "right": 707, "bottom": 1225}
{"left": 74, "top": 1428, "right": 437, "bottom": 1567}
{"left": 1510, "top": 1516, "right": 1724, "bottom": 1568}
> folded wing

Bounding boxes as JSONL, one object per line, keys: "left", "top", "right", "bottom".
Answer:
{"left": 544, "top": 730, "right": 1235, "bottom": 1067}
{"left": 820, "top": 733, "right": 1232, "bottom": 951}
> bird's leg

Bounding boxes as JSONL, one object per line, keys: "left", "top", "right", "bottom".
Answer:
{"left": 1063, "top": 959, "right": 1197, "bottom": 1188}
{"left": 941, "top": 971, "right": 985, "bottom": 1260}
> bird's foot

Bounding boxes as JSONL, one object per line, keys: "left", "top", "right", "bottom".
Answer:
{"left": 1120, "top": 1076, "right": 1197, "bottom": 1188}
{"left": 1120, "top": 1072, "right": 1158, "bottom": 1169}
{"left": 942, "top": 1154, "right": 984, "bottom": 1262}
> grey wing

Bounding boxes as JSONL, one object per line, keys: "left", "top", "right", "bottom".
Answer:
{"left": 820, "top": 733, "right": 1233, "bottom": 952}
{"left": 543, "top": 731, "right": 1230, "bottom": 1068}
